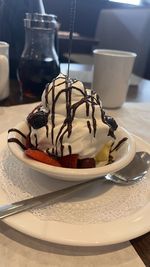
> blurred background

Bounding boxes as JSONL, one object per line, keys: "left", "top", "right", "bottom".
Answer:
{"left": 0, "top": 0, "right": 150, "bottom": 80}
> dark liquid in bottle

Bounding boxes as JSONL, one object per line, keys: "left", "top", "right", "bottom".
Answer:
{"left": 17, "top": 58, "right": 60, "bottom": 99}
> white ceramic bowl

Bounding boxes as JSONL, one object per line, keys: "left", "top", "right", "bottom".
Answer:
{"left": 7, "top": 121, "right": 136, "bottom": 182}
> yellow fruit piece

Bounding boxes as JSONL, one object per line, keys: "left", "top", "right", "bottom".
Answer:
{"left": 95, "top": 141, "right": 113, "bottom": 163}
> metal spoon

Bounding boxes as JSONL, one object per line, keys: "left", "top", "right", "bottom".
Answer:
{"left": 0, "top": 151, "right": 149, "bottom": 219}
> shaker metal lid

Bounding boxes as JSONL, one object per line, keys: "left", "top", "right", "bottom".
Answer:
{"left": 24, "top": 13, "right": 57, "bottom": 30}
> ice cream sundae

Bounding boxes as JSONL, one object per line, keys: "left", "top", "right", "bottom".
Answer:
{"left": 8, "top": 73, "right": 127, "bottom": 168}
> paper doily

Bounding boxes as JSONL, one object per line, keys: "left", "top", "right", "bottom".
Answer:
{"left": 0, "top": 145, "right": 150, "bottom": 225}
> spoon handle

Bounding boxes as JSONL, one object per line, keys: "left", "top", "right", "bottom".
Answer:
{"left": 0, "top": 177, "right": 99, "bottom": 219}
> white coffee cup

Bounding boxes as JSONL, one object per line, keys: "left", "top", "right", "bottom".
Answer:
{"left": 0, "top": 42, "right": 9, "bottom": 100}
{"left": 92, "top": 49, "right": 136, "bottom": 108}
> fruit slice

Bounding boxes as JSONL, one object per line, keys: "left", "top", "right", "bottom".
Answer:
{"left": 25, "top": 149, "right": 61, "bottom": 167}
{"left": 95, "top": 141, "right": 113, "bottom": 163}
{"left": 59, "top": 154, "right": 78, "bottom": 168}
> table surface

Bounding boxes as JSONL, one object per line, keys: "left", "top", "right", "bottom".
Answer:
{"left": 0, "top": 64, "right": 150, "bottom": 267}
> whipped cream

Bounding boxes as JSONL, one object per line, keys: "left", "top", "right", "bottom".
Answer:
{"left": 27, "top": 74, "right": 118, "bottom": 159}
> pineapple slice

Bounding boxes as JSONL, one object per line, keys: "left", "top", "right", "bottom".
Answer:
{"left": 95, "top": 141, "right": 113, "bottom": 163}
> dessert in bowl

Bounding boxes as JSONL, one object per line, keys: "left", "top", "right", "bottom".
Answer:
{"left": 8, "top": 74, "right": 136, "bottom": 181}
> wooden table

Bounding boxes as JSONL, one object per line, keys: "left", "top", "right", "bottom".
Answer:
{"left": 0, "top": 65, "right": 150, "bottom": 266}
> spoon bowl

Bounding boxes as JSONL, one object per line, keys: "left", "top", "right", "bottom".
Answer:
{"left": 105, "top": 151, "right": 150, "bottom": 185}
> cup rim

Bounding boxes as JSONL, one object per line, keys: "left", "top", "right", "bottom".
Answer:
{"left": 93, "top": 49, "right": 136, "bottom": 58}
{"left": 0, "top": 42, "right": 9, "bottom": 48}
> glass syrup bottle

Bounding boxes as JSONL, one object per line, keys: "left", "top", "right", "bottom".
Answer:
{"left": 17, "top": 13, "right": 60, "bottom": 100}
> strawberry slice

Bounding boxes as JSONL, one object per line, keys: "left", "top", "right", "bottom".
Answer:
{"left": 25, "top": 149, "right": 61, "bottom": 167}
{"left": 59, "top": 154, "right": 78, "bottom": 168}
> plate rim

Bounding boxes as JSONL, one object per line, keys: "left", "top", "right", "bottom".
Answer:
{"left": 1, "top": 131, "right": 150, "bottom": 246}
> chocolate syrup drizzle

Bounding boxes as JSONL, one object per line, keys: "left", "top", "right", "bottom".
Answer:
{"left": 41, "top": 74, "right": 118, "bottom": 156}
{"left": 8, "top": 128, "right": 27, "bottom": 150}
{"left": 111, "top": 137, "right": 128, "bottom": 152}
{"left": 7, "top": 74, "right": 124, "bottom": 162}
{"left": 7, "top": 75, "right": 128, "bottom": 166}
{"left": 8, "top": 128, "right": 26, "bottom": 139}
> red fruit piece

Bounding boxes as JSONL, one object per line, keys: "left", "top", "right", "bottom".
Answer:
{"left": 78, "top": 158, "right": 96, "bottom": 168}
{"left": 59, "top": 154, "right": 78, "bottom": 168}
{"left": 25, "top": 149, "right": 61, "bottom": 167}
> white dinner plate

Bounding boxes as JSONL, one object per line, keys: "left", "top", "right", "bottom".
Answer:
{"left": 0, "top": 131, "right": 150, "bottom": 246}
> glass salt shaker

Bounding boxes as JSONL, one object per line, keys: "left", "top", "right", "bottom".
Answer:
{"left": 17, "top": 13, "right": 60, "bottom": 100}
